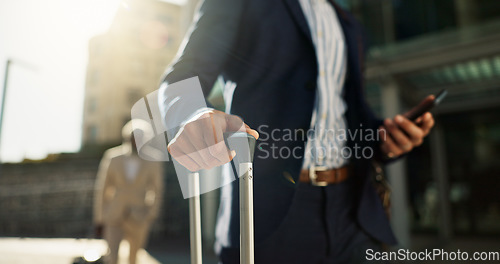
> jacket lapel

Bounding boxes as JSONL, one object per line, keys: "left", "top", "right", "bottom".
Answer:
{"left": 329, "top": 0, "right": 358, "bottom": 71}
{"left": 283, "top": 0, "right": 360, "bottom": 71}
{"left": 328, "top": 1, "right": 365, "bottom": 132}
{"left": 329, "top": 0, "right": 364, "bottom": 93}
{"left": 328, "top": 1, "right": 352, "bottom": 25}
{"left": 282, "top": 0, "right": 363, "bottom": 103}
{"left": 282, "top": 0, "right": 313, "bottom": 44}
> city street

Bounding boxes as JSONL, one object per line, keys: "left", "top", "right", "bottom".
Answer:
{"left": 0, "top": 238, "right": 151, "bottom": 264}
{"left": 0, "top": 237, "right": 218, "bottom": 264}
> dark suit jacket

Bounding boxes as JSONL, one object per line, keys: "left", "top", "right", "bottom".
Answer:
{"left": 160, "top": 0, "right": 398, "bottom": 249}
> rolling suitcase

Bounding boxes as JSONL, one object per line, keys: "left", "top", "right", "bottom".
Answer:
{"left": 188, "top": 132, "right": 257, "bottom": 264}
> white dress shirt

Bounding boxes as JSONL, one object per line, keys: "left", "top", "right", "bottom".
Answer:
{"left": 299, "top": 0, "right": 349, "bottom": 169}
{"left": 124, "top": 155, "right": 140, "bottom": 182}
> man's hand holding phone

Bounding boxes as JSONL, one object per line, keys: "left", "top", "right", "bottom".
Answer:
{"left": 378, "top": 95, "right": 437, "bottom": 159}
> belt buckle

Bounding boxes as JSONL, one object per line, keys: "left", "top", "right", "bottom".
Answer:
{"left": 309, "top": 166, "right": 328, "bottom": 186}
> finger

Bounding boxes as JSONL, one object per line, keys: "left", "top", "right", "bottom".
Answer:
{"left": 415, "top": 116, "right": 423, "bottom": 125}
{"left": 213, "top": 114, "right": 238, "bottom": 162}
{"left": 225, "top": 114, "right": 246, "bottom": 133}
{"left": 186, "top": 125, "right": 232, "bottom": 169}
{"left": 384, "top": 118, "right": 413, "bottom": 153}
{"left": 210, "top": 112, "right": 225, "bottom": 144}
{"left": 379, "top": 126, "right": 404, "bottom": 157}
{"left": 191, "top": 114, "right": 236, "bottom": 168}
{"left": 177, "top": 154, "right": 202, "bottom": 172}
{"left": 223, "top": 113, "right": 259, "bottom": 140}
{"left": 183, "top": 137, "right": 215, "bottom": 169}
{"left": 196, "top": 112, "right": 236, "bottom": 165}
{"left": 167, "top": 123, "right": 187, "bottom": 154}
{"left": 203, "top": 115, "right": 235, "bottom": 167}
{"left": 174, "top": 132, "right": 212, "bottom": 169}
{"left": 246, "top": 127, "right": 259, "bottom": 140}
{"left": 205, "top": 112, "right": 238, "bottom": 164}
{"left": 169, "top": 144, "right": 201, "bottom": 172}
{"left": 239, "top": 123, "right": 260, "bottom": 140}
{"left": 203, "top": 126, "right": 233, "bottom": 164}
{"left": 168, "top": 112, "right": 228, "bottom": 170}
{"left": 378, "top": 126, "right": 388, "bottom": 143}
{"left": 394, "top": 115, "right": 424, "bottom": 146}
{"left": 208, "top": 141, "right": 234, "bottom": 164}
{"left": 184, "top": 120, "right": 216, "bottom": 166}
{"left": 198, "top": 148, "right": 227, "bottom": 169}
{"left": 419, "top": 112, "right": 434, "bottom": 135}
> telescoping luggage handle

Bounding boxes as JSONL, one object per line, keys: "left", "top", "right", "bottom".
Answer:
{"left": 188, "top": 132, "right": 257, "bottom": 264}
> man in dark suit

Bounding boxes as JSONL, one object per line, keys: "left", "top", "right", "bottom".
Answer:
{"left": 158, "top": 0, "right": 434, "bottom": 263}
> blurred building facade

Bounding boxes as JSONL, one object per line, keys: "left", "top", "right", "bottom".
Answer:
{"left": 341, "top": 0, "right": 500, "bottom": 246}
{"left": 0, "top": 155, "right": 190, "bottom": 240}
{"left": 81, "top": 0, "right": 198, "bottom": 147}
{"left": 1, "top": 0, "right": 202, "bottom": 240}
{"left": 0, "top": 157, "right": 99, "bottom": 237}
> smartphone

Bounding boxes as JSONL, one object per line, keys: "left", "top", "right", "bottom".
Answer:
{"left": 404, "top": 89, "right": 448, "bottom": 121}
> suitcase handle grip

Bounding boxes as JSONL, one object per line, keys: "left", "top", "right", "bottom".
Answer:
{"left": 224, "top": 132, "right": 257, "bottom": 163}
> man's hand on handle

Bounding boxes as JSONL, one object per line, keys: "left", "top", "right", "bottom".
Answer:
{"left": 167, "top": 110, "right": 259, "bottom": 172}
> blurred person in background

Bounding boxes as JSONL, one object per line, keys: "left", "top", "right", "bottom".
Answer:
{"left": 93, "top": 120, "right": 163, "bottom": 264}
{"left": 159, "top": 0, "right": 435, "bottom": 263}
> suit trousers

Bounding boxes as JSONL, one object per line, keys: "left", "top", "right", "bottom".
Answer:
{"left": 104, "top": 221, "right": 150, "bottom": 264}
{"left": 219, "top": 178, "right": 386, "bottom": 264}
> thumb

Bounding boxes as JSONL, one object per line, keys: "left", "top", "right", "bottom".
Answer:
{"left": 245, "top": 125, "right": 259, "bottom": 140}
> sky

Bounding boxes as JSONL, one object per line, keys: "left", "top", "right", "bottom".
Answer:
{"left": 0, "top": 0, "right": 185, "bottom": 162}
